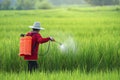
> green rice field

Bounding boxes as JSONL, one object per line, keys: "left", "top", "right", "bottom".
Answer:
{"left": 0, "top": 6, "right": 120, "bottom": 79}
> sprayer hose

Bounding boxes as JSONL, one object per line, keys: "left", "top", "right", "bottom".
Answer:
{"left": 39, "top": 41, "right": 51, "bottom": 56}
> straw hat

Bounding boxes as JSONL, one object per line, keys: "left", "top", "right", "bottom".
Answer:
{"left": 29, "top": 22, "right": 44, "bottom": 30}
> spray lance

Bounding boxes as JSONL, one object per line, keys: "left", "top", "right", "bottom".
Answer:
{"left": 55, "top": 41, "right": 62, "bottom": 46}
{"left": 50, "top": 37, "right": 63, "bottom": 46}
{"left": 50, "top": 37, "right": 65, "bottom": 51}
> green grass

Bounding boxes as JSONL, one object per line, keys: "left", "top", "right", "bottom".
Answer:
{"left": 0, "top": 6, "right": 120, "bottom": 73}
{"left": 0, "top": 70, "right": 120, "bottom": 80}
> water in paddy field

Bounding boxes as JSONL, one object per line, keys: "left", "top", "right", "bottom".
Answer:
{"left": 58, "top": 36, "right": 76, "bottom": 53}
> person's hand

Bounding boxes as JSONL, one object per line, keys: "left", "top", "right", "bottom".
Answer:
{"left": 50, "top": 37, "right": 55, "bottom": 41}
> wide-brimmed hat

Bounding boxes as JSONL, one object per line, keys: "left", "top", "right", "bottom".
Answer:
{"left": 29, "top": 22, "right": 45, "bottom": 30}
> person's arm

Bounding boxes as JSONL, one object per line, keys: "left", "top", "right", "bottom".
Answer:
{"left": 37, "top": 34, "right": 51, "bottom": 44}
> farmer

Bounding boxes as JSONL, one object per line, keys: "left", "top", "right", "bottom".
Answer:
{"left": 23, "top": 22, "right": 55, "bottom": 72}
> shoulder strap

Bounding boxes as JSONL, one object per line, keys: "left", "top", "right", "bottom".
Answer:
{"left": 28, "top": 33, "right": 37, "bottom": 53}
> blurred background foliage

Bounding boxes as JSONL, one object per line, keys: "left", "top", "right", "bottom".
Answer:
{"left": 0, "top": 0, "right": 120, "bottom": 10}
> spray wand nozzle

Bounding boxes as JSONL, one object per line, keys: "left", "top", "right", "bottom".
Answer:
{"left": 55, "top": 41, "right": 62, "bottom": 45}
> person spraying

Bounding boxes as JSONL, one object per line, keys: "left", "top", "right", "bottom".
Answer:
{"left": 19, "top": 22, "right": 55, "bottom": 72}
